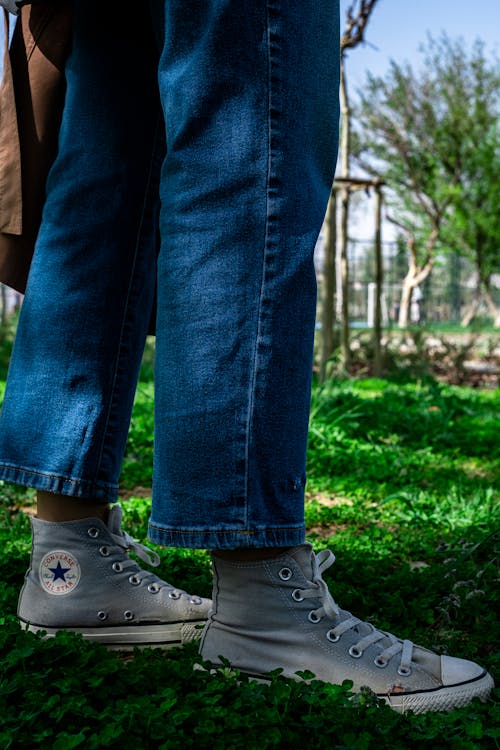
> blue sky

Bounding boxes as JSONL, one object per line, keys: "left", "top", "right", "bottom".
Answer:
{"left": 340, "top": 0, "right": 500, "bottom": 88}
{"left": 338, "top": 0, "right": 500, "bottom": 241}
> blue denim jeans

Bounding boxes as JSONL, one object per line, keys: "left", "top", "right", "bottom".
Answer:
{"left": 0, "top": 0, "right": 339, "bottom": 548}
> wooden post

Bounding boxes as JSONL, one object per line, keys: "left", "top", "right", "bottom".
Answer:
{"left": 338, "top": 58, "right": 351, "bottom": 372}
{"left": 373, "top": 181, "right": 383, "bottom": 376}
{"left": 0, "top": 285, "right": 7, "bottom": 328}
{"left": 339, "top": 185, "right": 350, "bottom": 371}
{"left": 319, "top": 187, "right": 337, "bottom": 383}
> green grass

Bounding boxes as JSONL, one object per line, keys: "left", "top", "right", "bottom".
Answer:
{"left": 0, "top": 338, "right": 499, "bottom": 748}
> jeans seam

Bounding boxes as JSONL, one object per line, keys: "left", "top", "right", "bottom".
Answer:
{"left": 148, "top": 522, "right": 304, "bottom": 534}
{"left": 148, "top": 521, "right": 306, "bottom": 550}
{"left": 92, "top": 117, "right": 161, "bottom": 484}
{"left": 243, "top": 0, "right": 281, "bottom": 523}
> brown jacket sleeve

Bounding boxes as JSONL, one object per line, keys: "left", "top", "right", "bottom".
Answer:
{"left": 0, "top": 1, "right": 72, "bottom": 293}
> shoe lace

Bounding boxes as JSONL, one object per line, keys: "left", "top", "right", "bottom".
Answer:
{"left": 109, "top": 528, "right": 195, "bottom": 600}
{"left": 295, "top": 549, "right": 414, "bottom": 673}
{"left": 112, "top": 528, "right": 161, "bottom": 567}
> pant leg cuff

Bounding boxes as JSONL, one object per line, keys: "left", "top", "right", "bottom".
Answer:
{"left": 147, "top": 521, "right": 306, "bottom": 550}
{"left": 0, "top": 463, "right": 118, "bottom": 502}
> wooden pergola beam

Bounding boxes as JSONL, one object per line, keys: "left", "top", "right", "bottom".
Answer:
{"left": 333, "top": 176, "right": 385, "bottom": 192}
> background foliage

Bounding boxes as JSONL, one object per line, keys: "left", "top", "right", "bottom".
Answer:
{"left": 0, "top": 337, "right": 498, "bottom": 748}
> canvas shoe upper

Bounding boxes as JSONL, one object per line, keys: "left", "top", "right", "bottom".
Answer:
{"left": 199, "top": 543, "right": 494, "bottom": 713}
{"left": 18, "top": 504, "right": 211, "bottom": 648}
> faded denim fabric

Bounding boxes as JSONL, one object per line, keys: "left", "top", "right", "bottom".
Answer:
{"left": 0, "top": 0, "right": 339, "bottom": 549}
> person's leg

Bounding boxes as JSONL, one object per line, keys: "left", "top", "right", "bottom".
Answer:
{"left": 0, "top": 4, "right": 159, "bottom": 504}
{"left": 149, "top": 0, "right": 338, "bottom": 550}
{"left": 37, "top": 491, "right": 108, "bottom": 522}
{"left": 0, "top": 2, "right": 210, "bottom": 646}
{"left": 148, "top": 0, "right": 493, "bottom": 712}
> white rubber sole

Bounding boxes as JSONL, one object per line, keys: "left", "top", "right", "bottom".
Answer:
{"left": 19, "top": 618, "right": 206, "bottom": 650}
{"left": 196, "top": 662, "right": 494, "bottom": 714}
{"left": 382, "top": 670, "right": 495, "bottom": 714}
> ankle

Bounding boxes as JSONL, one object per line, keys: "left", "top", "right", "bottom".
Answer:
{"left": 37, "top": 491, "right": 110, "bottom": 522}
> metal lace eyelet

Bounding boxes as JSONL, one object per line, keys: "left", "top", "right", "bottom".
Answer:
{"left": 88, "top": 527, "right": 99, "bottom": 538}
{"left": 278, "top": 567, "right": 292, "bottom": 581}
{"left": 348, "top": 645, "right": 363, "bottom": 659}
{"left": 124, "top": 610, "right": 134, "bottom": 621}
{"left": 99, "top": 546, "right": 110, "bottom": 557}
{"left": 374, "top": 656, "right": 388, "bottom": 668}
{"left": 148, "top": 583, "right": 160, "bottom": 594}
{"left": 292, "top": 589, "right": 304, "bottom": 602}
{"left": 168, "top": 590, "right": 181, "bottom": 600}
{"left": 308, "top": 610, "right": 321, "bottom": 623}
{"left": 397, "top": 665, "right": 412, "bottom": 676}
{"left": 97, "top": 611, "right": 108, "bottom": 621}
{"left": 190, "top": 596, "right": 202, "bottom": 605}
{"left": 128, "top": 574, "right": 141, "bottom": 586}
{"left": 112, "top": 562, "right": 123, "bottom": 573}
{"left": 326, "top": 630, "right": 340, "bottom": 643}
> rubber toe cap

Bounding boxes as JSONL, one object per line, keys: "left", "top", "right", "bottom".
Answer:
{"left": 440, "top": 655, "right": 485, "bottom": 686}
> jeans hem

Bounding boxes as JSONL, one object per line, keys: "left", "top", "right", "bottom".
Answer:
{"left": 0, "top": 463, "right": 118, "bottom": 502}
{"left": 147, "top": 521, "right": 306, "bottom": 550}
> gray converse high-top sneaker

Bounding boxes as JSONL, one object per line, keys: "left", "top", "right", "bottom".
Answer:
{"left": 199, "top": 544, "right": 494, "bottom": 713}
{"left": 18, "top": 505, "right": 211, "bottom": 649}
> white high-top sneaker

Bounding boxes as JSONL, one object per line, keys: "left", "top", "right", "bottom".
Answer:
{"left": 199, "top": 544, "right": 494, "bottom": 713}
{"left": 18, "top": 504, "right": 211, "bottom": 649}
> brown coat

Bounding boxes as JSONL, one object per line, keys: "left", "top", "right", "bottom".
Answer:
{"left": 0, "top": 1, "right": 72, "bottom": 293}
{"left": 1, "top": 3, "right": 158, "bottom": 333}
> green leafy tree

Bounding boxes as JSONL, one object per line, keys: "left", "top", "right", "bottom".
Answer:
{"left": 354, "top": 36, "right": 500, "bottom": 327}
{"left": 445, "top": 122, "right": 500, "bottom": 326}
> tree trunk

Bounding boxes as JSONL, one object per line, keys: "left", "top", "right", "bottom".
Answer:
{"left": 482, "top": 283, "right": 500, "bottom": 328}
{"left": 398, "top": 262, "right": 435, "bottom": 328}
{"left": 335, "top": 0, "right": 380, "bottom": 366}
{"left": 449, "top": 250, "right": 461, "bottom": 323}
{"left": 319, "top": 188, "right": 337, "bottom": 383}
{"left": 398, "top": 276, "right": 413, "bottom": 328}
{"left": 0, "top": 285, "right": 7, "bottom": 328}
{"left": 339, "top": 186, "right": 350, "bottom": 369}
{"left": 462, "top": 282, "right": 500, "bottom": 328}
{"left": 461, "top": 286, "right": 481, "bottom": 327}
{"left": 373, "top": 183, "right": 383, "bottom": 375}
{"left": 394, "top": 229, "right": 437, "bottom": 328}
{"left": 337, "top": 57, "right": 350, "bottom": 370}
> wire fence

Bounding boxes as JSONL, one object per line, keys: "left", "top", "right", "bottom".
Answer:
{"left": 315, "top": 236, "right": 500, "bottom": 327}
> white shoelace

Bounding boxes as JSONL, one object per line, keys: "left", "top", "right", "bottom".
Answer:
{"left": 113, "top": 529, "right": 161, "bottom": 567}
{"left": 295, "top": 549, "right": 414, "bottom": 674}
{"left": 109, "top": 528, "right": 200, "bottom": 602}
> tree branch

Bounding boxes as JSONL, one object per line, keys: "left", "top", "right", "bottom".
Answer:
{"left": 341, "top": 0, "right": 379, "bottom": 55}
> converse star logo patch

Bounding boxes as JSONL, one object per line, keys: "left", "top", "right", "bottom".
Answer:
{"left": 39, "top": 550, "right": 81, "bottom": 595}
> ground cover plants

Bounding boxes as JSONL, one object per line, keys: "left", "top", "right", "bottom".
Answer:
{"left": 0, "top": 335, "right": 498, "bottom": 748}
{"left": 344, "top": 327, "right": 499, "bottom": 388}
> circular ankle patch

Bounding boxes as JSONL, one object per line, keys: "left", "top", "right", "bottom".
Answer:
{"left": 39, "top": 550, "right": 81, "bottom": 595}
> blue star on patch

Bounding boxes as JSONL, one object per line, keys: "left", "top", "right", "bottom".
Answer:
{"left": 49, "top": 561, "right": 71, "bottom": 582}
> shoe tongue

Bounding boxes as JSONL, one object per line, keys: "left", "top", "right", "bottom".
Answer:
{"left": 106, "top": 504, "right": 124, "bottom": 536}
{"left": 286, "top": 543, "right": 315, "bottom": 581}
